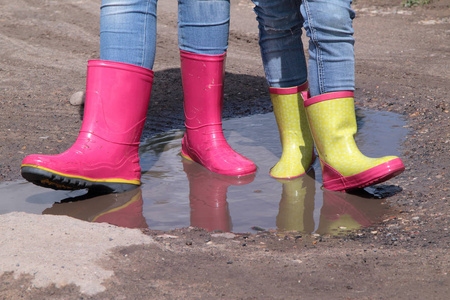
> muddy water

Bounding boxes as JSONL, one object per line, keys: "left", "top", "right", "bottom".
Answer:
{"left": 0, "top": 110, "right": 407, "bottom": 235}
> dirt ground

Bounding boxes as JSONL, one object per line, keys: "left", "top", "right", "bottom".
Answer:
{"left": 0, "top": 0, "right": 449, "bottom": 299}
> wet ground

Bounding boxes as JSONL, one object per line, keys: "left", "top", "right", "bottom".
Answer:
{"left": 0, "top": 0, "right": 449, "bottom": 299}
{"left": 1, "top": 110, "right": 407, "bottom": 235}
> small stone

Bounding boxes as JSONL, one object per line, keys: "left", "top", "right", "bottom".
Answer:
{"left": 211, "top": 232, "right": 236, "bottom": 239}
{"left": 69, "top": 91, "right": 85, "bottom": 106}
{"left": 157, "top": 234, "right": 179, "bottom": 239}
{"left": 251, "top": 226, "right": 266, "bottom": 232}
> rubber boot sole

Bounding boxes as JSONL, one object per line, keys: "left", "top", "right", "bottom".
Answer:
{"left": 21, "top": 166, "right": 139, "bottom": 193}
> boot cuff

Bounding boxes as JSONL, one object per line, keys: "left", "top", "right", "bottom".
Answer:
{"left": 180, "top": 50, "right": 226, "bottom": 62}
{"left": 269, "top": 82, "right": 308, "bottom": 95}
{"left": 303, "top": 91, "right": 354, "bottom": 107}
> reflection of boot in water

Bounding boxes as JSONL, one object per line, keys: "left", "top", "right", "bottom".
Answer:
{"left": 316, "top": 189, "right": 387, "bottom": 236}
{"left": 182, "top": 159, "right": 255, "bottom": 232}
{"left": 43, "top": 188, "right": 148, "bottom": 229}
{"left": 276, "top": 169, "right": 316, "bottom": 234}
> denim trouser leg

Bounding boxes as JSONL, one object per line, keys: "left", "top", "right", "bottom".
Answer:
{"left": 252, "top": 0, "right": 355, "bottom": 96}
{"left": 100, "top": 0, "right": 230, "bottom": 70}
{"left": 100, "top": 0, "right": 158, "bottom": 69}
{"left": 177, "top": 0, "right": 230, "bottom": 55}
{"left": 301, "top": 0, "right": 355, "bottom": 96}
{"left": 252, "top": 0, "right": 308, "bottom": 88}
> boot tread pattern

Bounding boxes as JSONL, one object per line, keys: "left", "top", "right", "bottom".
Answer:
{"left": 21, "top": 166, "right": 138, "bottom": 193}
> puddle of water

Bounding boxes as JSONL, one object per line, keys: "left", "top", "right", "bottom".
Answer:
{"left": 0, "top": 110, "right": 407, "bottom": 235}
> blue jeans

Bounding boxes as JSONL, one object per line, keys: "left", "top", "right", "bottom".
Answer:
{"left": 100, "top": 0, "right": 230, "bottom": 70}
{"left": 252, "top": 0, "right": 355, "bottom": 97}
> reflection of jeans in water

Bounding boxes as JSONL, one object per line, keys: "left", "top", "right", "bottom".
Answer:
{"left": 100, "top": 0, "right": 230, "bottom": 69}
{"left": 252, "top": 0, "right": 355, "bottom": 97}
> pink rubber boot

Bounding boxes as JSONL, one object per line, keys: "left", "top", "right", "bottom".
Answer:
{"left": 21, "top": 60, "right": 154, "bottom": 193}
{"left": 180, "top": 50, "right": 257, "bottom": 176}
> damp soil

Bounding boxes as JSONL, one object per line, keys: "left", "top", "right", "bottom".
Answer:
{"left": 0, "top": 0, "right": 449, "bottom": 299}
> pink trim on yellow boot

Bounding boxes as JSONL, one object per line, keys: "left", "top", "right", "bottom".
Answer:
{"left": 269, "top": 82, "right": 309, "bottom": 95}
{"left": 302, "top": 91, "right": 354, "bottom": 107}
{"left": 321, "top": 158, "right": 405, "bottom": 192}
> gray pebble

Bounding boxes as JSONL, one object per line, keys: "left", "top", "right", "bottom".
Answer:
{"left": 69, "top": 91, "right": 85, "bottom": 106}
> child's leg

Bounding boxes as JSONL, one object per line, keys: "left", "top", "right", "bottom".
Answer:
{"left": 100, "top": 0, "right": 158, "bottom": 69}
{"left": 300, "top": 1, "right": 404, "bottom": 191}
{"left": 177, "top": 0, "right": 256, "bottom": 176}
{"left": 252, "top": 0, "right": 313, "bottom": 178}
{"left": 300, "top": 0, "right": 355, "bottom": 97}
{"left": 21, "top": 0, "right": 158, "bottom": 192}
{"left": 252, "top": 0, "right": 307, "bottom": 88}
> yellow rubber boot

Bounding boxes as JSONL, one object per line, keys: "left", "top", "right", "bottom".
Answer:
{"left": 269, "top": 83, "right": 315, "bottom": 179}
{"left": 302, "top": 91, "right": 405, "bottom": 192}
